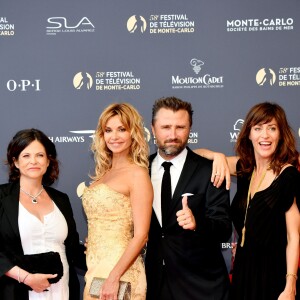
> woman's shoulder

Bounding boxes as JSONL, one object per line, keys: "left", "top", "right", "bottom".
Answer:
{"left": 0, "top": 182, "right": 12, "bottom": 190}
{"left": 127, "top": 165, "right": 153, "bottom": 197}
{"left": 128, "top": 164, "right": 149, "bottom": 177}
{"left": 278, "top": 164, "right": 299, "bottom": 177}
{"left": 0, "top": 182, "right": 17, "bottom": 196}
{"left": 124, "top": 165, "right": 151, "bottom": 189}
{"left": 275, "top": 165, "right": 300, "bottom": 210}
{"left": 276, "top": 165, "right": 300, "bottom": 188}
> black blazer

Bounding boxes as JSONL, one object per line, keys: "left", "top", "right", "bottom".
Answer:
{"left": 145, "top": 148, "right": 232, "bottom": 300}
{"left": 0, "top": 181, "right": 86, "bottom": 300}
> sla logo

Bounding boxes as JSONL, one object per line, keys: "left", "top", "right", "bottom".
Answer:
{"left": 230, "top": 119, "right": 244, "bottom": 143}
{"left": 256, "top": 68, "right": 276, "bottom": 86}
{"left": 46, "top": 17, "right": 95, "bottom": 35}
{"left": 190, "top": 58, "right": 204, "bottom": 74}
{"left": 127, "top": 15, "right": 147, "bottom": 33}
{"left": 7, "top": 79, "right": 41, "bottom": 91}
{"left": 73, "top": 72, "right": 93, "bottom": 90}
{"left": 47, "top": 17, "right": 94, "bottom": 29}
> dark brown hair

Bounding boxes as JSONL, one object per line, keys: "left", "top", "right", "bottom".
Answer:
{"left": 152, "top": 96, "right": 193, "bottom": 127}
{"left": 236, "top": 102, "right": 299, "bottom": 176}
{"left": 6, "top": 128, "right": 59, "bottom": 185}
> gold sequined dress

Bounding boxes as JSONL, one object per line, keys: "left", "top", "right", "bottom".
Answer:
{"left": 82, "top": 183, "right": 146, "bottom": 300}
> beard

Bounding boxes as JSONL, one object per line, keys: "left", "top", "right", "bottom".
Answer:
{"left": 156, "top": 138, "right": 188, "bottom": 158}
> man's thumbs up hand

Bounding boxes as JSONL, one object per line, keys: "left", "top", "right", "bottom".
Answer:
{"left": 176, "top": 195, "right": 196, "bottom": 230}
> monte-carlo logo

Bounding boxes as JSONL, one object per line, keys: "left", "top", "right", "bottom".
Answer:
{"left": 73, "top": 72, "right": 94, "bottom": 90}
{"left": 256, "top": 68, "right": 276, "bottom": 86}
{"left": 227, "top": 17, "right": 294, "bottom": 32}
{"left": 73, "top": 70, "right": 141, "bottom": 91}
{"left": 256, "top": 67, "right": 300, "bottom": 87}
{"left": 127, "top": 14, "right": 195, "bottom": 35}
{"left": 0, "top": 16, "right": 15, "bottom": 36}
{"left": 127, "top": 15, "right": 147, "bottom": 33}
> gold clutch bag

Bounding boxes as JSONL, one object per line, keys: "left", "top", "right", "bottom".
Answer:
{"left": 89, "top": 277, "right": 131, "bottom": 299}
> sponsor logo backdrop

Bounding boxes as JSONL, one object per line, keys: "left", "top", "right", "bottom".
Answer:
{"left": 1, "top": 0, "right": 299, "bottom": 297}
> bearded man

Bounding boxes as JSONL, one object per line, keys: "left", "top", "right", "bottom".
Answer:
{"left": 145, "top": 96, "right": 231, "bottom": 300}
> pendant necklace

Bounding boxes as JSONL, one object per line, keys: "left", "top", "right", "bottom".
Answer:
{"left": 240, "top": 167, "right": 268, "bottom": 247}
{"left": 20, "top": 186, "right": 44, "bottom": 204}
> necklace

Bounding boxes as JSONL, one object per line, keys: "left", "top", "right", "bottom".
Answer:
{"left": 240, "top": 167, "right": 268, "bottom": 247}
{"left": 20, "top": 186, "right": 44, "bottom": 204}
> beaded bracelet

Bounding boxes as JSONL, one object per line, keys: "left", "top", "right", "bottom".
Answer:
{"left": 286, "top": 273, "right": 298, "bottom": 280}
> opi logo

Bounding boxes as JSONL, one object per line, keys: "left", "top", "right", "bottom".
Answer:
{"left": 7, "top": 80, "right": 41, "bottom": 91}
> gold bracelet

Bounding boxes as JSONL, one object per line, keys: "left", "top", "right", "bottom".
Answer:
{"left": 286, "top": 273, "right": 298, "bottom": 280}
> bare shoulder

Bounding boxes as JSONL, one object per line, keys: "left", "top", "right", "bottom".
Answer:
{"left": 129, "top": 165, "right": 149, "bottom": 177}
{"left": 128, "top": 165, "right": 153, "bottom": 202}
{"left": 126, "top": 165, "right": 151, "bottom": 185}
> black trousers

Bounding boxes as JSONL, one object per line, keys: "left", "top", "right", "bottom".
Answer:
{"left": 158, "top": 266, "right": 174, "bottom": 300}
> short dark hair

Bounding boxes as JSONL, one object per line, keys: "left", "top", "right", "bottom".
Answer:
{"left": 152, "top": 96, "right": 193, "bottom": 126}
{"left": 6, "top": 128, "right": 59, "bottom": 185}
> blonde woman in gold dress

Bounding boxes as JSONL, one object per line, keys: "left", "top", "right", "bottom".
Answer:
{"left": 82, "top": 103, "right": 153, "bottom": 300}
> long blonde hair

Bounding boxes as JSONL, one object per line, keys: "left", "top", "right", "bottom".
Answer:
{"left": 91, "top": 103, "right": 149, "bottom": 180}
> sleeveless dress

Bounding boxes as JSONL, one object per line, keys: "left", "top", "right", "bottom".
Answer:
{"left": 82, "top": 183, "right": 146, "bottom": 300}
{"left": 18, "top": 202, "right": 69, "bottom": 300}
{"left": 230, "top": 164, "right": 300, "bottom": 300}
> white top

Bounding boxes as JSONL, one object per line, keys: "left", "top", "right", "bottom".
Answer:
{"left": 151, "top": 148, "right": 188, "bottom": 226}
{"left": 18, "top": 202, "right": 69, "bottom": 300}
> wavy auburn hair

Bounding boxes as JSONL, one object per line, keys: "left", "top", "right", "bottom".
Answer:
{"left": 91, "top": 103, "right": 149, "bottom": 180}
{"left": 236, "top": 102, "right": 299, "bottom": 176}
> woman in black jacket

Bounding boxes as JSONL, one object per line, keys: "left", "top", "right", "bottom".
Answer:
{"left": 0, "top": 128, "right": 86, "bottom": 300}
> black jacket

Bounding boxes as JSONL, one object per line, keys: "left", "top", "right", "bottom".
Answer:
{"left": 0, "top": 181, "right": 86, "bottom": 300}
{"left": 146, "top": 148, "right": 232, "bottom": 300}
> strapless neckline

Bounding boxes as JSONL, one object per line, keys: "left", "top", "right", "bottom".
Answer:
{"left": 86, "top": 182, "right": 129, "bottom": 199}
{"left": 82, "top": 180, "right": 146, "bottom": 299}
